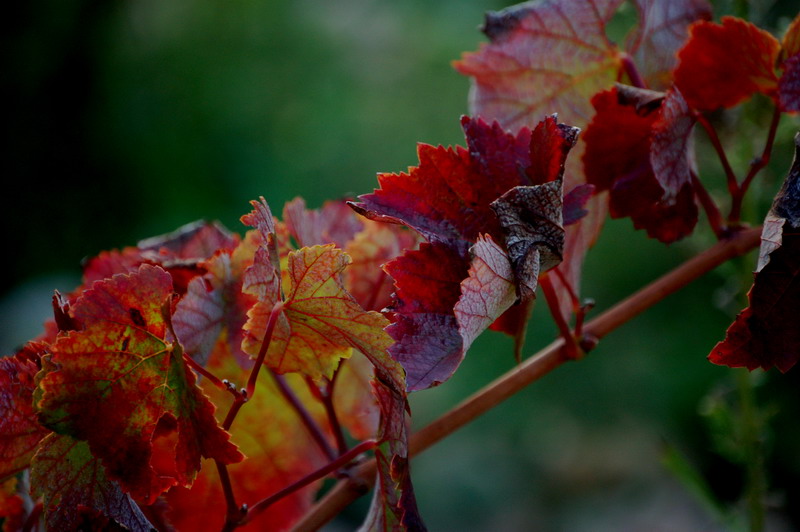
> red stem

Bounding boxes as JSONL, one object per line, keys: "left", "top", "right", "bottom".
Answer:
{"left": 729, "top": 106, "right": 782, "bottom": 222}
{"left": 620, "top": 52, "right": 647, "bottom": 89}
{"left": 241, "top": 439, "right": 377, "bottom": 526}
{"left": 321, "top": 370, "right": 350, "bottom": 456}
{"left": 183, "top": 353, "right": 239, "bottom": 398}
{"left": 271, "top": 369, "right": 337, "bottom": 462}
{"left": 691, "top": 170, "right": 727, "bottom": 239}
{"left": 539, "top": 274, "right": 580, "bottom": 359}
{"left": 696, "top": 113, "right": 739, "bottom": 199}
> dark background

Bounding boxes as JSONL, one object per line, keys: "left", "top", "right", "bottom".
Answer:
{"left": 3, "top": 1, "right": 800, "bottom": 530}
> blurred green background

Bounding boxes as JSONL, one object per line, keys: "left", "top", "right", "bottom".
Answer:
{"left": 4, "top": 0, "right": 800, "bottom": 530}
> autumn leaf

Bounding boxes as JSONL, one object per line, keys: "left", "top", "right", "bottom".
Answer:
{"left": 356, "top": 116, "right": 578, "bottom": 390}
{"left": 359, "top": 381, "right": 426, "bottom": 532}
{"left": 0, "top": 353, "right": 48, "bottom": 480}
{"left": 779, "top": 54, "right": 800, "bottom": 113}
{"left": 709, "top": 134, "right": 800, "bottom": 372}
{"left": 582, "top": 85, "right": 698, "bottom": 242}
{"left": 283, "top": 196, "right": 364, "bottom": 249}
{"left": 674, "top": 16, "right": 781, "bottom": 111}
{"left": 0, "top": 477, "right": 25, "bottom": 532}
{"left": 454, "top": 235, "right": 518, "bottom": 351}
{"left": 30, "top": 433, "right": 154, "bottom": 531}
{"left": 172, "top": 251, "right": 257, "bottom": 367}
{"left": 36, "top": 264, "right": 243, "bottom": 503}
{"left": 453, "top": 0, "right": 625, "bottom": 130}
{"left": 241, "top": 198, "right": 404, "bottom": 392}
{"left": 625, "top": 0, "right": 712, "bottom": 90}
{"left": 165, "top": 356, "right": 330, "bottom": 532}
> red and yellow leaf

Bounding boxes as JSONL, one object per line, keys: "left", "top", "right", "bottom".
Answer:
{"left": 674, "top": 17, "right": 781, "bottom": 111}
{"left": 30, "top": 433, "right": 154, "bottom": 531}
{"left": 282, "top": 197, "right": 364, "bottom": 249}
{"left": 0, "top": 353, "right": 48, "bottom": 480}
{"left": 36, "top": 264, "right": 243, "bottom": 503}
{"left": 454, "top": 0, "right": 625, "bottom": 130}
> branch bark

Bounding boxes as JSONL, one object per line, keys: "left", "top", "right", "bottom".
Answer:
{"left": 292, "top": 226, "right": 762, "bottom": 531}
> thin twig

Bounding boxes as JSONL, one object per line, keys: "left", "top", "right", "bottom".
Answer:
{"left": 691, "top": 170, "right": 727, "bottom": 239}
{"left": 729, "top": 106, "right": 782, "bottom": 223}
{"left": 696, "top": 114, "right": 739, "bottom": 198}
{"left": 620, "top": 53, "right": 647, "bottom": 89}
{"left": 291, "top": 226, "right": 762, "bottom": 532}
{"left": 539, "top": 273, "right": 580, "bottom": 360}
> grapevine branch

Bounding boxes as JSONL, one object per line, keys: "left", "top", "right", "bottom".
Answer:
{"left": 291, "top": 226, "right": 762, "bottom": 531}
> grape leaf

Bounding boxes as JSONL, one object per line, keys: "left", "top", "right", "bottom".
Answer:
{"left": 356, "top": 116, "right": 578, "bottom": 390}
{"left": 172, "top": 251, "right": 257, "bottom": 367}
{"left": 779, "top": 54, "right": 800, "bottom": 113}
{"left": 582, "top": 85, "right": 698, "bottom": 242}
{"left": 345, "top": 221, "right": 419, "bottom": 313}
{"left": 332, "top": 351, "right": 380, "bottom": 441}
{"left": 30, "top": 433, "right": 154, "bottom": 532}
{"left": 359, "top": 381, "right": 426, "bottom": 532}
{"left": 165, "top": 356, "right": 329, "bottom": 532}
{"left": 783, "top": 14, "right": 800, "bottom": 59}
{"left": 491, "top": 182, "right": 565, "bottom": 301}
{"left": 453, "top": 0, "right": 625, "bottom": 130}
{"left": 454, "top": 235, "right": 518, "bottom": 351}
{"left": 36, "top": 264, "right": 243, "bottom": 503}
{"left": 674, "top": 16, "right": 781, "bottom": 111}
{"left": 0, "top": 477, "right": 25, "bottom": 532}
{"left": 0, "top": 353, "right": 48, "bottom": 480}
{"left": 626, "top": 0, "right": 712, "bottom": 90}
{"left": 240, "top": 199, "right": 404, "bottom": 391}
{"left": 138, "top": 220, "right": 238, "bottom": 261}
{"left": 283, "top": 197, "right": 364, "bottom": 249}
{"left": 709, "top": 134, "right": 800, "bottom": 372}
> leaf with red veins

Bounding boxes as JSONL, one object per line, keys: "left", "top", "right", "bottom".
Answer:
{"left": 30, "top": 433, "right": 154, "bottom": 532}
{"left": 172, "top": 252, "right": 257, "bottom": 367}
{"left": 710, "top": 135, "right": 800, "bottom": 372}
{"left": 650, "top": 88, "right": 695, "bottom": 198}
{"left": 583, "top": 86, "right": 698, "bottom": 242}
{"left": 283, "top": 197, "right": 364, "bottom": 249}
{"left": 454, "top": 235, "right": 518, "bottom": 351}
{"left": 778, "top": 54, "right": 800, "bottom": 113}
{"left": 345, "top": 222, "right": 419, "bottom": 313}
{"left": 82, "top": 247, "right": 144, "bottom": 286}
{"left": 351, "top": 143, "right": 498, "bottom": 253}
{"left": 626, "top": 0, "right": 712, "bottom": 90}
{"left": 240, "top": 197, "right": 281, "bottom": 275}
{"left": 491, "top": 183, "right": 565, "bottom": 301}
{"left": 454, "top": 0, "right": 625, "bottom": 130}
{"left": 0, "top": 477, "right": 25, "bottom": 532}
{"left": 674, "top": 17, "right": 781, "bottom": 111}
{"left": 360, "top": 381, "right": 426, "bottom": 532}
{"left": 243, "top": 245, "right": 404, "bottom": 390}
{"left": 165, "top": 359, "right": 329, "bottom": 532}
{"left": 384, "top": 243, "right": 469, "bottom": 391}
{"left": 138, "top": 220, "right": 238, "bottom": 261}
{"left": 0, "top": 353, "right": 49, "bottom": 480}
{"left": 333, "top": 352, "right": 380, "bottom": 441}
{"left": 37, "top": 264, "right": 243, "bottom": 504}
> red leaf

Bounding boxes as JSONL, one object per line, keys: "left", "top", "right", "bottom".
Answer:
{"left": 30, "top": 434, "right": 154, "bottom": 531}
{"left": 674, "top": 17, "right": 781, "bottom": 111}
{"left": 138, "top": 220, "right": 238, "bottom": 261}
{"left": 583, "top": 86, "right": 698, "bottom": 242}
{"left": 709, "top": 135, "right": 800, "bottom": 372}
{"left": 0, "top": 353, "right": 48, "bottom": 480}
{"left": 454, "top": 235, "right": 518, "bottom": 351}
{"left": 282, "top": 197, "right": 364, "bottom": 249}
{"left": 454, "top": 0, "right": 625, "bottom": 130}
{"left": 0, "top": 478, "right": 25, "bottom": 532}
{"left": 626, "top": 0, "right": 712, "bottom": 89}
{"left": 36, "top": 264, "right": 243, "bottom": 503}
{"left": 172, "top": 251, "right": 256, "bottom": 367}
{"left": 360, "top": 381, "right": 426, "bottom": 531}
{"left": 384, "top": 243, "right": 468, "bottom": 391}
{"left": 778, "top": 54, "right": 800, "bottom": 113}
{"left": 783, "top": 14, "right": 800, "bottom": 59}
